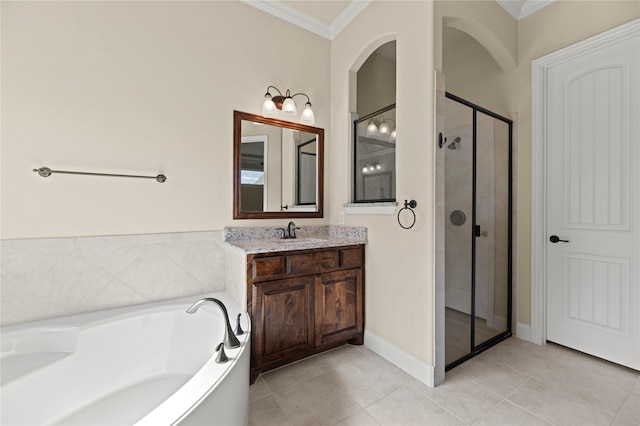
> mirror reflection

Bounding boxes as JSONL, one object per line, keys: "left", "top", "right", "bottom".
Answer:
{"left": 353, "top": 104, "right": 396, "bottom": 202}
{"left": 233, "top": 111, "right": 324, "bottom": 219}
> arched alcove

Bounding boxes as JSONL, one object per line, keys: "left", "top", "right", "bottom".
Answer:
{"left": 351, "top": 39, "right": 397, "bottom": 204}
{"left": 350, "top": 34, "right": 396, "bottom": 73}
{"left": 443, "top": 16, "right": 516, "bottom": 72}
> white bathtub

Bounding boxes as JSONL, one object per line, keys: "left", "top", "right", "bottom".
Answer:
{"left": 0, "top": 292, "right": 250, "bottom": 426}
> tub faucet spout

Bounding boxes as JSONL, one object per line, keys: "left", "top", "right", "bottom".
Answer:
{"left": 186, "top": 298, "right": 241, "bottom": 349}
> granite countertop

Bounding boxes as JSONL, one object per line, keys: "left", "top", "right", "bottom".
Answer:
{"left": 224, "top": 225, "right": 366, "bottom": 254}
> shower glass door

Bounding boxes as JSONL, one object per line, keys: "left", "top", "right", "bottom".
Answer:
{"left": 444, "top": 93, "right": 512, "bottom": 369}
{"left": 474, "top": 112, "right": 511, "bottom": 347}
{"left": 444, "top": 97, "right": 474, "bottom": 365}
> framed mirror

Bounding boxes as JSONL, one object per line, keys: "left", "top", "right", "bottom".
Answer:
{"left": 233, "top": 110, "right": 324, "bottom": 219}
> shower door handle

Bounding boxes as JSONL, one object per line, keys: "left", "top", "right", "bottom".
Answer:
{"left": 474, "top": 225, "right": 481, "bottom": 237}
{"left": 549, "top": 235, "right": 570, "bottom": 243}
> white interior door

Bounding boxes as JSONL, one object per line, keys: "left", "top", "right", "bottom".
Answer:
{"left": 545, "top": 22, "right": 639, "bottom": 370}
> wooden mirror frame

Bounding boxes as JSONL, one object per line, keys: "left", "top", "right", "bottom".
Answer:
{"left": 233, "top": 110, "right": 324, "bottom": 219}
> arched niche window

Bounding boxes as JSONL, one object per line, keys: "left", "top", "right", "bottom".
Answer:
{"left": 353, "top": 41, "right": 396, "bottom": 203}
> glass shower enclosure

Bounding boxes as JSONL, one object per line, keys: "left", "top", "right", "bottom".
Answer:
{"left": 444, "top": 92, "right": 513, "bottom": 369}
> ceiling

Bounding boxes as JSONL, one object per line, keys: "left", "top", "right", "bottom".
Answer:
{"left": 241, "top": 0, "right": 556, "bottom": 40}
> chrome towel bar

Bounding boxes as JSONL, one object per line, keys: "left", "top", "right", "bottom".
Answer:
{"left": 33, "top": 167, "right": 166, "bottom": 183}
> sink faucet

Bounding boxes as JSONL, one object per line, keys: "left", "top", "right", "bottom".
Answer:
{"left": 186, "top": 298, "right": 240, "bottom": 349}
{"left": 287, "top": 221, "right": 300, "bottom": 239}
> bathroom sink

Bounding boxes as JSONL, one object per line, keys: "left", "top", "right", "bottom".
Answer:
{"left": 274, "top": 237, "right": 327, "bottom": 244}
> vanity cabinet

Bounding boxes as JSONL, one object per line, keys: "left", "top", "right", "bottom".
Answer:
{"left": 247, "top": 245, "right": 364, "bottom": 383}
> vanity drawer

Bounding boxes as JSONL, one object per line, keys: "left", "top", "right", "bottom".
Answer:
{"left": 340, "top": 247, "right": 363, "bottom": 269}
{"left": 252, "top": 256, "right": 286, "bottom": 280}
{"left": 287, "top": 251, "right": 340, "bottom": 275}
{"left": 249, "top": 245, "right": 364, "bottom": 283}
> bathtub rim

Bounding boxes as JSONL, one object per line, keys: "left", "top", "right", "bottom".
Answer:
{"left": 1, "top": 292, "right": 251, "bottom": 426}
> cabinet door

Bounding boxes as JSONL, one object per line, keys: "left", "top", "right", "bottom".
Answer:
{"left": 252, "top": 276, "right": 315, "bottom": 368}
{"left": 315, "top": 269, "right": 363, "bottom": 348}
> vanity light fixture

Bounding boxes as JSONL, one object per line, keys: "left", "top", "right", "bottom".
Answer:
{"left": 366, "top": 120, "right": 378, "bottom": 135}
{"left": 262, "top": 85, "right": 315, "bottom": 125}
{"left": 365, "top": 116, "right": 396, "bottom": 142}
{"left": 382, "top": 118, "right": 396, "bottom": 141}
{"left": 362, "top": 162, "right": 382, "bottom": 174}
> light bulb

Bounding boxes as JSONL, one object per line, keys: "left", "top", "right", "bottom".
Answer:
{"left": 366, "top": 121, "right": 378, "bottom": 135}
{"left": 281, "top": 97, "right": 297, "bottom": 115}
{"left": 362, "top": 166, "right": 368, "bottom": 173}
{"left": 300, "top": 103, "right": 315, "bottom": 125}
{"left": 390, "top": 129, "right": 396, "bottom": 142}
{"left": 379, "top": 121, "right": 390, "bottom": 134}
{"left": 368, "top": 165, "right": 374, "bottom": 172}
{"left": 375, "top": 163, "right": 382, "bottom": 170}
{"left": 262, "top": 94, "right": 278, "bottom": 117}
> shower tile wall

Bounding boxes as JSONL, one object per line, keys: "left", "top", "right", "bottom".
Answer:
{"left": 492, "top": 120, "right": 511, "bottom": 329}
{"left": 444, "top": 123, "right": 473, "bottom": 316}
{"left": 0, "top": 231, "right": 228, "bottom": 325}
{"left": 475, "top": 116, "right": 496, "bottom": 323}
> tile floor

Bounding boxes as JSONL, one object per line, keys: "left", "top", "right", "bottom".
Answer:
{"left": 445, "top": 308, "right": 505, "bottom": 365}
{"left": 248, "top": 337, "right": 640, "bottom": 426}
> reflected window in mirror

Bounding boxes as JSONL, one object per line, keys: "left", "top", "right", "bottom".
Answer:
{"left": 233, "top": 111, "right": 324, "bottom": 219}
{"left": 353, "top": 103, "right": 396, "bottom": 202}
{"left": 353, "top": 40, "right": 396, "bottom": 203}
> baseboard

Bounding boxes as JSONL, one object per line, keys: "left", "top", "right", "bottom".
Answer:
{"left": 364, "top": 329, "right": 435, "bottom": 387}
{"left": 516, "top": 322, "right": 533, "bottom": 342}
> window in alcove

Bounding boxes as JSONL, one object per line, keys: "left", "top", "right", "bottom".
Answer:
{"left": 353, "top": 103, "right": 396, "bottom": 202}
{"left": 353, "top": 41, "right": 396, "bottom": 203}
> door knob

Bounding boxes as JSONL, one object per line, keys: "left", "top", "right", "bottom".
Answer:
{"left": 549, "top": 235, "right": 569, "bottom": 243}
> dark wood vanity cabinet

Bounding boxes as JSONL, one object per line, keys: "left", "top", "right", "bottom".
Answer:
{"left": 250, "top": 276, "right": 315, "bottom": 371}
{"left": 247, "top": 245, "right": 364, "bottom": 383}
{"left": 315, "top": 269, "right": 361, "bottom": 347}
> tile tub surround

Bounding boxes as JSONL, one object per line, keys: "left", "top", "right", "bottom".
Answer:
{"left": 1, "top": 231, "right": 227, "bottom": 325}
{"left": 224, "top": 225, "right": 367, "bottom": 253}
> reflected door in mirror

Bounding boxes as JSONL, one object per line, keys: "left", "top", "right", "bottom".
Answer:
{"left": 240, "top": 135, "right": 267, "bottom": 212}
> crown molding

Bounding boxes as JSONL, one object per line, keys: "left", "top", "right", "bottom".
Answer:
{"left": 519, "top": 0, "right": 555, "bottom": 19}
{"left": 496, "top": 0, "right": 522, "bottom": 20}
{"left": 330, "top": 1, "right": 371, "bottom": 39}
{"left": 244, "top": 0, "right": 552, "bottom": 37}
{"left": 240, "top": 0, "right": 330, "bottom": 38}
{"left": 496, "top": 0, "right": 555, "bottom": 20}
{"left": 240, "top": 0, "right": 370, "bottom": 40}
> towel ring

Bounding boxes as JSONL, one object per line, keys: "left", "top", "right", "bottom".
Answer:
{"left": 397, "top": 199, "right": 417, "bottom": 229}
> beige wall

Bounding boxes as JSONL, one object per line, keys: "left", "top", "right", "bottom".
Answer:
{"left": 438, "top": 0, "right": 639, "bottom": 326}
{"left": 1, "top": 1, "right": 330, "bottom": 240}
{"left": 331, "top": 1, "right": 436, "bottom": 365}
